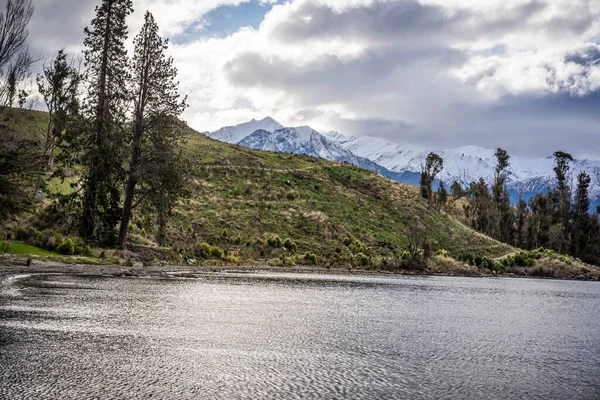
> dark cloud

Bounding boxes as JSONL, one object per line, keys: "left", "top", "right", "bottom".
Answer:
{"left": 28, "top": 0, "right": 97, "bottom": 57}
{"left": 267, "top": 0, "right": 556, "bottom": 46}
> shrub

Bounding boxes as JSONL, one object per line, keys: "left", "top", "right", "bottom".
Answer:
{"left": 221, "top": 229, "right": 229, "bottom": 239}
{"left": 210, "top": 246, "right": 223, "bottom": 259}
{"left": 435, "top": 249, "right": 448, "bottom": 257}
{"left": 349, "top": 240, "right": 366, "bottom": 254}
{"left": 474, "top": 255, "right": 483, "bottom": 267}
{"left": 195, "top": 242, "right": 212, "bottom": 258}
{"left": 46, "top": 236, "right": 56, "bottom": 251}
{"left": 71, "top": 237, "right": 87, "bottom": 255}
{"left": 342, "top": 236, "right": 352, "bottom": 247}
{"left": 14, "top": 227, "right": 28, "bottom": 241}
{"left": 283, "top": 238, "right": 297, "bottom": 252}
{"left": 139, "top": 228, "right": 147, "bottom": 236}
{"left": 267, "top": 235, "right": 283, "bottom": 248}
{"left": 513, "top": 253, "right": 525, "bottom": 267}
{"left": 57, "top": 238, "right": 75, "bottom": 255}
{"left": 232, "top": 236, "right": 243, "bottom": 245}
{"left": 401, "top": 250, "right": 411, "bottom": 260}
{"left": 303, "top": 251, "right": 317, "bottom": 264}
{"left": 354, "top": 252, "right": 370, "bottom": 267}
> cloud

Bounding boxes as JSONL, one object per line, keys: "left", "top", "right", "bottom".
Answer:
{"left": 24, "top": 0, "right": 600, "bottom": 159}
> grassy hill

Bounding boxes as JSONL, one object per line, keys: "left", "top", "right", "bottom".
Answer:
{"left": 1, "top": 107, "right": 561, "bottom": 272}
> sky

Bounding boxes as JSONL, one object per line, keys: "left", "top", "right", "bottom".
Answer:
{"left": 24, "top": 0, "right": 600, "bottom": 159}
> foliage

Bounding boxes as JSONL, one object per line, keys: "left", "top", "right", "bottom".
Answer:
{"left": 420, "top": 152, "right": 443, "bottom": 201}
{"left": 117, "top": 11, "right": 188, "bottom": 249}
{"left": 79, "top": 0, "right": 134, "bottom": 245}
{"left": 57, "top": 238, "right": 75, "bottom": 255}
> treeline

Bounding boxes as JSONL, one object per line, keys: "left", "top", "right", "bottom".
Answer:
{"left": 420, "top": 150, "right": 600, "bottom": 265}
{"left": 0, "top": 0, "right": 188, "bottom": 249}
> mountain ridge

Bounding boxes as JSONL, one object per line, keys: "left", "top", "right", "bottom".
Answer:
{"left": 210, "top": 117, "right": 600, "bottom": 211}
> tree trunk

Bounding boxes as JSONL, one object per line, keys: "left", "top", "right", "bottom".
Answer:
{"left": 117, "top": 119, "right": 143, "bottom": 249}
{"left": 117, "top": 174, "right": 136, "bottom": 249}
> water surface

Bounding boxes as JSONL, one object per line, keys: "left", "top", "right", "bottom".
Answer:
{"left": 1, "top": 272, "right": 599, "bottom": 399}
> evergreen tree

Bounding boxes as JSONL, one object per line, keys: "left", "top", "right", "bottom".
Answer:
{"left": 571, "top": 172, "right": 591, "bottom": 259}
{"left": 420, "top": 152, "right": 443, "bottom": 201}
{"left": 436, "top": 181, "right": 448, "bottom": 208}
{"left": 36, "top": 50, "right": 81, "bottom": 170}
{"left": 552, "top": 151, "right": 573, "bottom": 253}
{"left": 515, "top": 195, "right": 528, "bottom": 248}
{"left": 80, "top": 0, "right": 133, "bottom": 244}
{"left": 491, "top": 148, "right": 513, "bottom": 242}
{"left": 526, "top": 193, "right": 551, "bottom": 249}
{"left": 117, "top": 11, "right": 188, "bottom": 248}
{"left": 465, "top": 178, "right": 492, "bottom": 234}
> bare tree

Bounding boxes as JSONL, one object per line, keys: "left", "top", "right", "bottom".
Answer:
{"left": 0, "top": 0, "right": 34, "bottom": 114}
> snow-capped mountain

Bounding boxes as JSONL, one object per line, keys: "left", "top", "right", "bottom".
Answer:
{"left": 209, "top": 118, "right": 600, "bottom": 211}
{"left": 207, "top": 116, "right": 283, "bottom": 144}
{"left": 238, "top": 126, "right": 410, "bottom": 183}
{"left": 328, "top": 134, "right": 600, "bottom": 210}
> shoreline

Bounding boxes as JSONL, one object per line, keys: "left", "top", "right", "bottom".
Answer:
{"left": 1, "top": 256, "right": 598, "bottom": 283}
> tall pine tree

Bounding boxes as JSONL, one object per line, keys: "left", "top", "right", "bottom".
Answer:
{"left": 117, "top": 11, "right": 187, "bottom": 248}
{"left": 80, "top": 0, "right": 133, "bottom": 244}
{"left": 571, "top": 172, "right": 591, "bottom": 259}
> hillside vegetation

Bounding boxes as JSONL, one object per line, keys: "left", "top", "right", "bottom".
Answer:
{"left": 2, "top": 108, "right": 513, "bottom": 263}
{"left": 5, "top": 107, "right": 600, "bottom": 278}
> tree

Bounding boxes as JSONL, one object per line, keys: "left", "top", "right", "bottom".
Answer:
{"left": 80, "top": 0, "right": 133, "bottom": 245}
{"left": 465, "top": 178, "right": 492, "bottom": 234}
{"left": 450, "top": 181, "right": 464, "bottom": 198}
{"left": 526, "top": 193, "right": 551, "bottom": 249}
{"left": 571, "top": 172, "right": 591, "bottom": 259}
{"left": 37, "top": 50, "right": 81, "bottom": 170}
{"left": 491, "top": 148, "right": 513, "bottom": 242}
{"left": 117, "top": 12, "right": 187, "bottom": 248}
{"left": 420, "top": 152, "right": 443, "bottom": 201}
{"left": 436, "top": 181, "right": 448, "bottom": 208}
{"left": 0, "top": 136, "right": 44, "bottom": 220}
{"left": 0, "top": 0, "right": 34, "bottom": 114}
{"left": 552, "top": 151, "right": 573, "bottom": 253}
{"left": 515, "top": 195, "right": 528, "bottom": 248}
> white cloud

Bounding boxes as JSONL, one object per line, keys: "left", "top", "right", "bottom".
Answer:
{"left": 25, "top": 0, "right": 600, "bottom": 157}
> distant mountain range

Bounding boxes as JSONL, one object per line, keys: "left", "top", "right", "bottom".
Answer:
{"left": 208, "top": 117, "right": 600, "bottom": 212}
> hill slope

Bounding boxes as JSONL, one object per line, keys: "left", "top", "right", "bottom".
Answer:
{"left": 2, "top": 108, "right": 513, "bottom": 267}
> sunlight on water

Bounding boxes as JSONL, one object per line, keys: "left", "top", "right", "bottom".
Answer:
{"left": 1, "top": 273, "right": 599, "bottom": 399}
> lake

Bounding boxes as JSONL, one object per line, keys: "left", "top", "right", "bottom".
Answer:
{"left": 1, "top": 272, "right": 599, "bottom": 399}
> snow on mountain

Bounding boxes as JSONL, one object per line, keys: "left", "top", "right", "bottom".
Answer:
{"left": 237, "top": 126, "right": 410, "bottom": 183}
{"left": 207, "top": 117, "right": 283, "bottom": 144}
{"left": 239, "top": 126, "right": 352, "bottom": 160}
{"left": 329, "top": 134, "right": 600, "bottom": 209}
{"left": 207, "top": 117, "right": 600, "bottom": 211}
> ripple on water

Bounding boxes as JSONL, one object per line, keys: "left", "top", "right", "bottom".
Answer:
{"left": 0, "top": 273, "right": 599, "bottom": 399}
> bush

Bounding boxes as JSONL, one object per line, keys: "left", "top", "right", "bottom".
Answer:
{"left": 342, "top": 236, "right": 352, "bottom": 247}
{"left": 57, "top": 238, "right": 75, "bottom": 255}
{"left": 195, "top": 242, "right": 212, "bottom": 259}
{"left": 14, "top": 227, "right": 28, "bottom": 241}
{"left": 210, "top": 246, "right": 223, "bottom": 259}
{"left": 71, "top": 237, "right": 87, "bottom": 255}
{"left": 267, "top": 235, "right": 283, "bottom": 248}
{"left": 283, "top": 238, "right": 297, "bottom": 252}
{"left": 194, "top": 242, "right": 223, "bottom": 259}
{"left": 435, "top": 249, "right": 448, "bottom": 257}
{"left": 303, "top": 251, "right": 317, "bottom": 265}
{"left": 46, "top": 236, "right": 56, "bottom": 251}
{"left": 353, "top": 252, "right": 370, "bottom": 267}
{"left": 401, "top": 250, "right": 411, "bottom": 260}
{"left": 349, "top": 240, "right": 366, "bottom": 254}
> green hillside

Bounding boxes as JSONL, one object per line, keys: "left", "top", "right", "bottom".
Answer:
{"left": 2, "top": 107, "right": 515, "bottom": 269}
